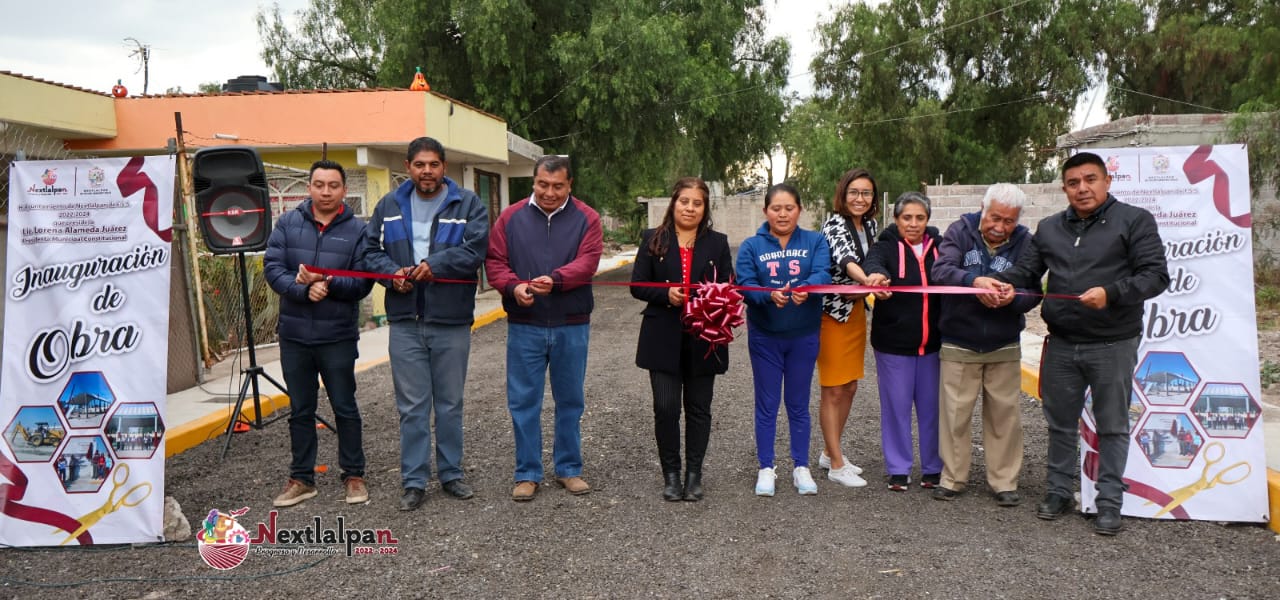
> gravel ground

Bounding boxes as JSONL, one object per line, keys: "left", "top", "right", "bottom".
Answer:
{"left": 2, "top": 266, "right": 1278, "bottom": 599}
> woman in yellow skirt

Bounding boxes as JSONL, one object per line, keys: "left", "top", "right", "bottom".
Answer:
{"left": 816, "top": 168, "right": 879, "bottom": 487}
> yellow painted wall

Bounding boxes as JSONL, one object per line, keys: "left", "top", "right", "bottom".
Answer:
{"left": 0, "top": 75, "right": 115, "bottom": 138}
{"left": 423, "top": 94, "right": 506, "bottom": 162}
{"left": 363, "top": 165, "right": 392, "bottom": 319}
{"left": 364, "top": 166, "right": 392, "bottom": 201}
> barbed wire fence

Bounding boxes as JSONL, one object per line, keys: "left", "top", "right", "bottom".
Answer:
{"left": 0, "top": 123, "right": 73, "bottom": 214}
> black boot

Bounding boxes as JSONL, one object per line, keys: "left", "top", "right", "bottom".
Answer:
{"left": 663, "top": 472, "right": 683, "bottom": 501}
{"left": 682, "top": 470, "right": 703, "bottom": 502}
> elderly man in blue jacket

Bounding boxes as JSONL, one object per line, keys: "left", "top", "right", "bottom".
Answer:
{"left": 264, "top": 159, "right": 374, "bottom": 508}
{"left": 362, "top": 137, "right": 489, "bottom": 511}
{"left": 976, "top": 153, "right": 1169, "bottom": 536}
{"left": 931, "top": 183, "right": 1040, "bottom": 508}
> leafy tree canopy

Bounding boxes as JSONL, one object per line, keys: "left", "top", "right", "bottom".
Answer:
{"left": 258, "top": 0, "right": 790, "bottom": 226}
{"left": 790, "top": 0, "right": 1129, "bottom": 205}
{"left": 1104, "top": 0, "right": 1280, "bottom": 116}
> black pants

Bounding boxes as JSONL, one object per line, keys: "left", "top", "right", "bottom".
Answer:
{"left": 281, "top": 339, "right": 365, "bottom": 486}
{"left": 1040, "top": 335, "right": 1139, "bottom": 510}
{"left": 650, "top": 370, "right": 715, "bottom": 474}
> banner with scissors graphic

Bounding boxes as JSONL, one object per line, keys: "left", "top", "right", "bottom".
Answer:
{"left": 0, "top": 156, "right": 173, "bottom": 545}
{"left": 1077, "top": 144, "right": 1268, "bottom": 522}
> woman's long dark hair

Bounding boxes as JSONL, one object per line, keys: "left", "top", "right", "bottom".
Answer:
{"left": 648, "top": 177, "right": 712, "bottom": 256}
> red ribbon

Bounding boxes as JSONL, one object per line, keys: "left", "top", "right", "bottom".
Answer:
{"left": 306, "top": 266, "right": 476, "bottom": 285}
{"left": 682, "top": 281, "right": 746, "bottom": 354}
{"left": 306, "top": 265, "right": 1077, "bottom": 299}
{"left": 117, "top": 156, "right": 171, "bottom": 243}
{"left": 0, "top": 451, "right": 91, "bottom": 545}
{"left": 1184, "top": 144, "right": 1250, "bottom": 228}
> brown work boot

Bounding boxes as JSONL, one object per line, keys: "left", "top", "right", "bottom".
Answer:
{"left": 556, "top": 476, "right": 591, "bottom": 495}
{"left": 344, "top": 476, "right": 369, "bottom": 504}
{"left": 512, "top": 481, "right": 539, "bottom": 502}
{"left": 273, "top": 479, "right": 318, "bottom": 507}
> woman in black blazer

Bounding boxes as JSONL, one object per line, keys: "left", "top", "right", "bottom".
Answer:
{"left": 632, "top": 177, "right": 733, "bottom": 502}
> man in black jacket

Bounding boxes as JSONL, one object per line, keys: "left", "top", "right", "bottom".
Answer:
{"left": 263, "top": 160, "right": 374, "bottom": 507}
{"left": 975, "top": 152, "right": 1169, "bottom": 536}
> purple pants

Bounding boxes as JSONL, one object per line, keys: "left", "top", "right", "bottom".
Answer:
{"left": 748, "top": 328, "right": 819, "bottom": 469}
{"left": 874, "top": 351, "right": 942, "bottom": 476}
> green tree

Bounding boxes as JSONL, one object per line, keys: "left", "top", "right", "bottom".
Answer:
{"left": 258, "top": 0, "right": 789, "bottom": 227}
{"left": 1104, "top": 0, "right": 1280, "bottom": 116}
{"left": 796, "top": 0, "right": 1129, "bottom": 202}
{"left": 1102, "top": 0, "right": 1280, "bottom": 219}
{"left": 257, "top": 0, "right": 386, "bottom": 89}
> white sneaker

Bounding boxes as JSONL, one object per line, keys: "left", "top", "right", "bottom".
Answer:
{"left": 755, "top": 467, "right": 777, "bottom": 496}
{"left": 818, "top": 452, "right": 863, "bottom": 475}
{"left": 827, "top": 463, "right": 868, "bottom": 488}
{"left": 793, "top": 467, "right": 818, "bottom": 495}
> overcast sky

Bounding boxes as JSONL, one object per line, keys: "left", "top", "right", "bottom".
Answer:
{"left": 0, "top": 0, "right": 1105, "bottom": 127}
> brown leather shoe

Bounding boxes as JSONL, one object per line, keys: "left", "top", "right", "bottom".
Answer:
{"left": 556, "top": 476, "right": 591, "bottom": 495}
{"left": 512, "top": 481, "right": 539, "bottom": 502}
{"left": 344, "top": 476, "right": 369, "bottom": 504}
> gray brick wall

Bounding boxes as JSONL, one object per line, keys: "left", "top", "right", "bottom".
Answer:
{"left": 924, "top": 182, "right": 1065, "bottom": 235}
{"left": 639, "top": 188, "right": 824, "bottom": 249}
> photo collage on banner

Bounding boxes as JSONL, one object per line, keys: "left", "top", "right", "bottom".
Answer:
{"left": 1077, "top": 145, "right": 1269, "bottom": 522}
{"left": 0, "top": 156, "right": 174, "bottom": 546}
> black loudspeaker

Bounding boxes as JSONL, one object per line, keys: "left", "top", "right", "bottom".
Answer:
{"left": 192, "top": 146, "right": 271, "bottom": 254}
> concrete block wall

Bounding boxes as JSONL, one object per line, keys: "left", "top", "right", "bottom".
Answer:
{"left": 640, "top": 188, "right": 824, "bottom": 248}
{"left": 924, "top": 182, "right": 1066, "bottom": 235}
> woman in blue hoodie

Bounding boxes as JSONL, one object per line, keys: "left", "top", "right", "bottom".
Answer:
{"left": 736, "top": 183, "right": 832, "bottom": 497}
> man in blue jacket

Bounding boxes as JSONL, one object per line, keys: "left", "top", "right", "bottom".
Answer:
{"left": 264, "top": 160, "right": 374, "bottom": 508}
{"left": 362, "top": 138, "right": 489, "bottom": 511}
{"left": 931, "top": 184, "right": 1041, "bottom": 507}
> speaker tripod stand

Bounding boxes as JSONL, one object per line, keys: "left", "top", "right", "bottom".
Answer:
{"left": 220, "top": 251, "right": 334, "bottom": 460}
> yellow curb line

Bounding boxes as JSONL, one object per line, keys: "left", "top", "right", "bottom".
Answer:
{"left": 1020, "top": 362, "right": 1040, "bottom": 402}
{"left": 1270, "top": 468, "right": 1280, "bottom": 534}
{"left": 164, "top": 392, "right": 291, "bottom": 458}
{"left": 165, "top": 259, "right": 634, "bottom": 458}
{"left": 1023, "top": 359, "right": 1279, "bottom": 532}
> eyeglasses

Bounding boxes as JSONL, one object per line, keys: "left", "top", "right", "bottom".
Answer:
{"left": 847, "top": 190, "right": 874, "bottom": 199}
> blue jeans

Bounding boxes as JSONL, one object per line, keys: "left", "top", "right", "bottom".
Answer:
{"left": 506, "top": 323, "right": 589, "bottom": 482}
{"left": 390, "top": 321, "right": 471, "bottom": 490}
{"left": 280, "top": 339, "right": 364, "bottom": 485}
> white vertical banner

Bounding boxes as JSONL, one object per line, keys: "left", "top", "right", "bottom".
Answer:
{"left": 1078, "top": 144, "right": 1268, "bottom": 522}
{"left": 0, "top": 156, "right": 174, "bottom": 545}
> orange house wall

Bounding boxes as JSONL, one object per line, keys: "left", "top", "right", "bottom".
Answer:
{"left": 67, "top": 91, "right": 430, "bottom": 152}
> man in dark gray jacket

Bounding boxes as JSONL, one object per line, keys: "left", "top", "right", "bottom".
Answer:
{"left": 362, "top": 138, "right": 489, "bottom": 511}
{"left": 264, "top": 160, "right": 374, "bottom": 508}
{"left": 975, "top": 152, "right": 1169, "bottom": 536}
